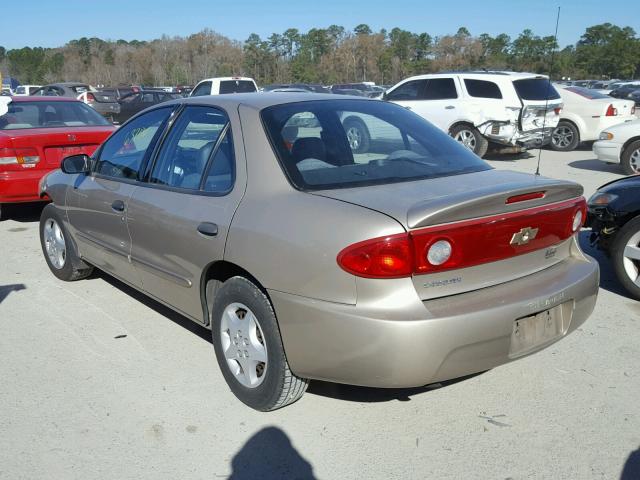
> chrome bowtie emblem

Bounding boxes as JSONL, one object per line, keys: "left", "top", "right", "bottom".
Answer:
{"left": 510, "top": 227, "right": 539, "bottom": 246}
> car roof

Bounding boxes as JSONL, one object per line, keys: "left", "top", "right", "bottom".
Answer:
{"left": 198, "top": 77, "right": 255, "bottom": 82}
{"left": 407, "top": 71, "right": 548, "bottom": 80}
{"left": 10, "top": 96, "right": 82, "bottom": 103}
{"left": 45, "top": 82, "right": 89, "bottom": 87}
{"left": 162, "top": 92, "right": 371, "bottom": 111}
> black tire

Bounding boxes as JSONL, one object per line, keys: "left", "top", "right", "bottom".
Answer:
{"left": 621, "top": 140, "right": 640, "bottom": 175}
{"left": 550, "top": 121, "right": 580, "bottom": 152}
{"left": 343, "top": 116, "right": 371, "bottom": 154}
{"left": 449, "top": 123, "right": 489, "bottom": 158}
{"left": 211, "top": 276, "right": 308, "bottom": 411}
{"left": 39, "top": 204, "right": 93, "bottom": 281}
{"left": 611, "top": 216, "right": 640, "bottom": 300}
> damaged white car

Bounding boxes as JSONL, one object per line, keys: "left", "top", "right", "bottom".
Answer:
{"left": 383, "top": 72, "right": 562, "bottom": 157}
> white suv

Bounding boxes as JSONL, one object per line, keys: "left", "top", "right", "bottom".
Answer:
{"left": 384, "top": 72, "right": 562, "bottom": 157}
{"left": 190, "top": 77, "right": 258, "bottom": 96}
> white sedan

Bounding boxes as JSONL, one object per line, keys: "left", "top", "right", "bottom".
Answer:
{"left": 551, "top": 85, "right": 636, "bottom": 151}
{"left": 593, "top": 118, "right": 640, "bottom": 175}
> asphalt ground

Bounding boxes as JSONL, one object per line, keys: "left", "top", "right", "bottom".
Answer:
{"left": 0, "top": 146, "right": 638, "bottom": 480}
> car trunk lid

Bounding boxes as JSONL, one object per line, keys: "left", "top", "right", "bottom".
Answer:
{"left": 6, "top": 126, "right": 113, "bottom": 168}
{"left": 317, "top": 169, "right": 585, "bottom": 299}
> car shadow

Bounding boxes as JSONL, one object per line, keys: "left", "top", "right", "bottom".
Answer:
{"left": 578, "top": 230, "right": 631, "bottom": 298}
{"left": 569, "top": 159, "right": 623, "bottom": 174}
{"left": 484, "top": 150, "right": 535, "bottom": 162}
{"left": 0, "top": 283, "right": 26, "bottom": 304}
{"left": 0, "top": 202, "right": 46, "bottom": 223}
{"left": 93, "top": 270, "right": 212, "bottom": 344}
{"left": 93, "top": 270, "right": 488, "bottom": 403}
{"left": 307, "top": 371, "right": 485, "bottom": 403}
{"left": 228, "top": 427, "right": 316, "bottom": 479}
{"left": 621, "top": 447, "right": 640, "bottom": 480}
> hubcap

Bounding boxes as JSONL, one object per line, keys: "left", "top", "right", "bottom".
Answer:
{"left": 552, "top": 126, "right": 574, "bottom": 148}
{"left": 630, "top": 148, "right": 640, "bottom": 173}
{"left": 43, "top": 218, "right": 66, "bottom": 269}
{"left": 346, "top": 126, "right": 361, "bottom": 151}
{"left": 623, "top": 229, "right": 640, "bottom": 288}
{"left": 454, "top": 130, "right": 476, "bottom": 151}
{"left": 220, "top": 303, "right": 268, "bottom": 388}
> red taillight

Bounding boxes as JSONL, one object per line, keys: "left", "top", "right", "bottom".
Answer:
{"left": 86, "top": 92, "right": 96, "bottom": 104}
{"left": 554, "top": 107, "right": 562, "bottom": 115}
{"left": 337, "top": 233, "right": 413, "bottom": 278}
{"left": 337, "top": 197, "right": 586, "bottom": 279}
{"left": 0, "top": 147, "right": 40, "bottom": 166}
{"left": 605, "top": 104, "right": 618, "bottom": 116}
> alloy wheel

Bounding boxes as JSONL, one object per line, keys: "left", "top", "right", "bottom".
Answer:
{"left": 623, "top": 229, "right": 640, "bottom": 287}
{"left": 552, "top": 126, "right": 574, "bottom": 148}
{"left": 629, "top": 148, "right": 640, "bottom": 173}
{"left": 454, "top": 129, "right": 476, "bottom": 151}
{"left": 346, "top": 126, "right": 361, "bottom": 151}
{"left": 43, "top": 218, "right": 66, "bottom": 270}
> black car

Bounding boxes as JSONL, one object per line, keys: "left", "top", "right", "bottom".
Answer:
{"left": 99, "top": 85, "right": 142, "bottom": 100}
{"left": 628, "top": 89, "right": 640, "bottom": 107}
{"left": 587, "top": 176, "right": 640, "bottom": 299}
{"left": 609, "top": 84, "right": 640, "bottom": 99}
{"left": 114, "top": 90, "right": 181, "bottom": 123}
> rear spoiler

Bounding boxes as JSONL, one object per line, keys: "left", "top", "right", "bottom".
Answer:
{"left": 408, "top": 178, "right": 583, "bottom": 228}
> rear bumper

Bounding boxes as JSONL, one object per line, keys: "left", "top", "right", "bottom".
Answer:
{"left": 515, "top": 127, "right": 554, "bottom": 149}
{"left": 593, "top": 140, "right": 622, "bottom": 164}
{"left": 270, "top": 255, "right": 599, "bottom": 388}
{"left": 0, "top": 169, "right": 51, "bottom": 203}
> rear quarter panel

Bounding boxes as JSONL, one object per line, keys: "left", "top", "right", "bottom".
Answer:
{"left": 225, "top": 104, "right": 404, "bottom": 304}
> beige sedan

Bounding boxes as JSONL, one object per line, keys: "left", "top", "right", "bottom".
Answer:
{"left": 39, "top": 93, "right": 599, "bottom": 410}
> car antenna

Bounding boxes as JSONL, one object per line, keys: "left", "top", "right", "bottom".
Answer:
{"left": 535, "top": 6, "right": 561, "bottom": 176}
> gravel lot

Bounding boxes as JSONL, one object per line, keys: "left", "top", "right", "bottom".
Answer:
{"left": 0, "top": 146, "right": 638, "bottom": 480}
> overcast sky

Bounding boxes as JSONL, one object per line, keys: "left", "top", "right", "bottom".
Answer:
{"left": 3, "top": 0, "right": 638, "bottom": 50}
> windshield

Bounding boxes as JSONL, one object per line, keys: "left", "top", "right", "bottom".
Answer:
{"left": 0, "top": 101, "right": 111, "bottom": 130}
{"left": 513, "top": 78, "right": 560, "bottom": 101}
{"left": 261, "top": 99, "right": 491, "bottom": 191}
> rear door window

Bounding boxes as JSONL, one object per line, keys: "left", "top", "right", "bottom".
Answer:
{"left": 149, "top": 106, "right": 231, "bottom": 191}
{"left": 218, "top": 80, "right": 257, "bottom": 94}
{"left": 386, "top": 80, "right": 427, "bottom": 101}
{"left": 464, "top": 79, "right": 503, "bottom": 99}
{"left": 513, "top": 78, "right": 560, "bottom": 101}
{"left": 423, "top": 78, "right": 457, "bottom": 100}
{"left": 191, "top": 81, "right": 212, "bottom": 97}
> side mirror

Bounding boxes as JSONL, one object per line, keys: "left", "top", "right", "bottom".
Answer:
{"left": 61, "top": 154, "right": 91, "bottom": 174}
{"left": 381, "top": 92, "right": 388, "bottom": 101}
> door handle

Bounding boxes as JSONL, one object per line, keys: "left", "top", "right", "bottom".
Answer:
{"left": 197, "top": 222, "right": 218, "bottom": 237}
{"left": 445, "top": 105, "right": 455, "bottom": 110}
{"left": 111, "top": 200, "right": 125, "bottom": 212}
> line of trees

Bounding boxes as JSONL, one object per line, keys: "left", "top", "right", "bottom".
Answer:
{"left": 1, "top": 23, "right": 638, "bottom": 87}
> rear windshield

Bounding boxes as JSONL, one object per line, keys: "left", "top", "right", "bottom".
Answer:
{"left": 0, "top": 101, "right": 111, "bottom": 130}
{"left": 564, "top": 86, "right": 610, "bottom": 100}
{"left": 70, "top": 85, "right": 91, "bottom": 94}
{"left": 261, "top": 99, "right": 490, "bottom": 191}
{"left": 513, "top": 78, "right": 560, "bottom": 101}
{"left": 219, "top": 80, "right": 256, "bottom": 94}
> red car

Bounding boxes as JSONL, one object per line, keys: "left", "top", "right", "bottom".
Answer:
{"left": 0, "top": 97, "right": 114, "bottom": 219}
